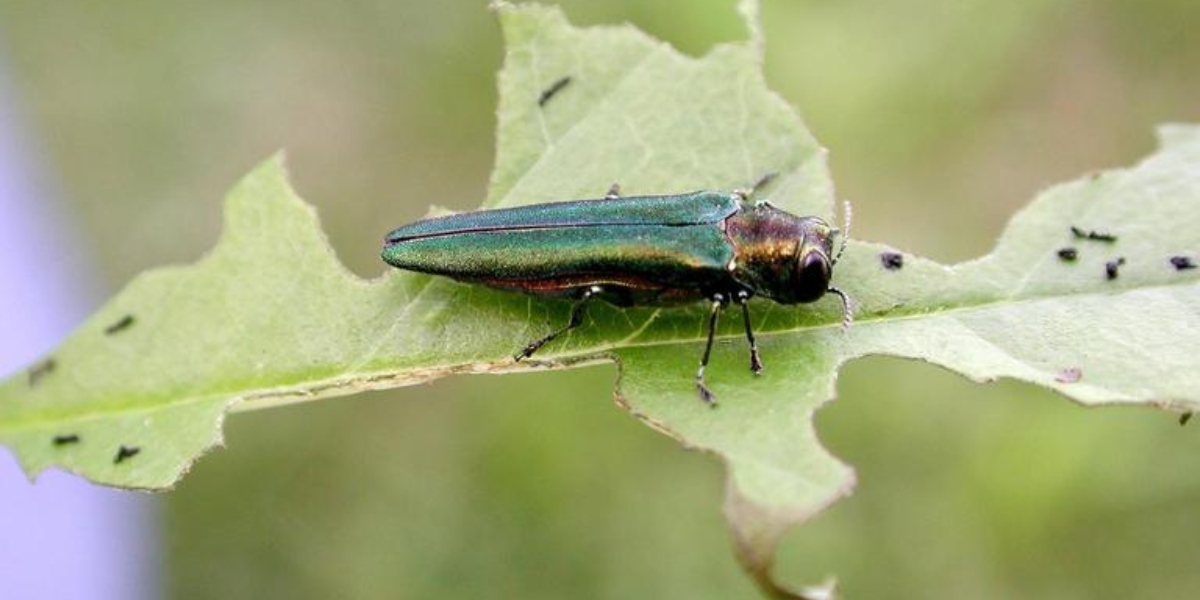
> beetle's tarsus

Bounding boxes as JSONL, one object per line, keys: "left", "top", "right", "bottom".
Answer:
{"left": 513, "top": 342, "right": 541, "bottom": 362}
{"left": 696, "top": 370, "right": 718, "bottom": 407}
{"left": 605, "top": 183, "right": 621, "bottom": 199}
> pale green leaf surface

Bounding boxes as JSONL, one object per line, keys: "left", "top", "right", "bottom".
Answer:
{"left": 1, "top": 2, "right": 1198, "bottom": 597}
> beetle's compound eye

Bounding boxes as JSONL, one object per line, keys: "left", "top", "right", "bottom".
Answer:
{"left": 793, "top": 250, "right": 831, "bottom": 303}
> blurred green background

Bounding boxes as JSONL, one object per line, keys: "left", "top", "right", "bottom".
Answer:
{"left": 3, "top": 0, "right": 1199, "bottom": 598}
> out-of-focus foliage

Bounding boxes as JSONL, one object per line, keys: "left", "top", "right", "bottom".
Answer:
{"left": 2, "top": 0, "right": 1198, "bottom": 598}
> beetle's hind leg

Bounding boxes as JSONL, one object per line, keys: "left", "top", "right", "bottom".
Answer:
{"left": 514, "top": 287, "right": 597, "bottom": 361}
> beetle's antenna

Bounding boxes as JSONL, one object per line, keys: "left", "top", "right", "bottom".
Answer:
{"left": 832, "top": 200, "right": 852, "bottom": 265}
{"left": 827, "top": 286, "right": 853, "bottom": 331}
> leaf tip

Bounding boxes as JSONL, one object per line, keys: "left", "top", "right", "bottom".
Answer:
{"left": 736, "top": 0, "right": 765, "bottom": 56}
{"left": 492, "top": 1, "right": 565, "bottom": 39}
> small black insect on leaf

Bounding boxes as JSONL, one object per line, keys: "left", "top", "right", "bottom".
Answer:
{"left": 880, "top": 251, "right": 904, "bottom": 270}
{"left": 114, "top": 445, "right": 141, "bottom": 464}
{"left": 27, "top": 358, "right": 56, "bottom": 387}
{"left": 52, "top": 434, "right": 81, "bottom": 446}
{"left": 1071, "top": 226, "right": 1118, "bottom": 243}
{"left": 1169, "top": 255, "right": 1196, "bottom": 271}
{"left": 1105, "top": 257, "right": 1126, "bottom": 280}
{"left": 1057, "top": 247, "right": 1078, "bottom": 262}
{"left": 1181, "top": 412, "right": 1194, "bottom": 426}
{"left": 104, "top": 314, "right": 136, "bottom": 335}
{"left": 538, "top": 75, "right": 572, "bottom": 107}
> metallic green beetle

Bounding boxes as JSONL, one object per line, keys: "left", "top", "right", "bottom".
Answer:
{"left": 382, "top": 187, "right": 850, "bottom": 404}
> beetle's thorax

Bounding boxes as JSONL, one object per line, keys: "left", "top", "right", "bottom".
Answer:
{"left": 724, "top": 204, "right": 835, "bottom": 304}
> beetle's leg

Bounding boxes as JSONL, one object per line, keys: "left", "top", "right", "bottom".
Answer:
{"left": 750, "top": 172, "right": 778, "bottom": 198}
{"left": 605, "top": 183, "right": 621, "bottom": 199}
{"left": 733, "top": 172, "right": 779, "bottom": 204}
{"left": 737, "top": 292, "right": 763, "bottom": 374}
{"left": 827, "top": 286, "right": 853, "bottom": 331}
{"left": 696, "top": 296, "right": 724, "bottom": 406}
{"left": 514, "top": 287, "right": 597, "bottom": 361}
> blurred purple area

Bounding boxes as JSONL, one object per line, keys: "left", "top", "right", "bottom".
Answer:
{"left": 0, "top": 54, "right": 159, "bottom": 600}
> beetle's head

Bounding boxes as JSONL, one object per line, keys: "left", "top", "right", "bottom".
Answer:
{"left": 726, "top": 205, "right": 847, "bottom": 307}
{"left": 786, "top": 217, "right": 836, "bottom": 303}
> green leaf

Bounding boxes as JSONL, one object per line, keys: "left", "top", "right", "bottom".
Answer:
{"left": 2, "top": 1, "right": 1198, "bottom": 598}
{"left": 623, "top": 121, "right": 1200, "bottom": 595}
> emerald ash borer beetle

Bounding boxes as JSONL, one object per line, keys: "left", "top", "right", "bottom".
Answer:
{"left": 382, "top": 185, "right": 850, "bottom": 404}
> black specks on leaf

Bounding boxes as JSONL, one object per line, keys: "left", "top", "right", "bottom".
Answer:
{"left": 1055, "top": 367, "right": 1082, "bottom": 383}
{"left": 1071, "top": 226, "right": 1118, "bottom": 243}
{"left": 104, "top": 314, "right": 136, "bottom": 335}
{"left": 1169, "top": 255, "right": 1196, "bottom": 271}
{"left": 52, "top": 434, "right": 80, "bottom": 446}
{"left": 880, "top": 252, "right": 904, "bottom": 270}
{"left": 538, "top": 76, "right": 572, "bottom": 107}
{"left": 27, "top": 358, "right": 56, "bottom": 387}
{"left": 1105, "top": 257, "right": 1126, "bottom": 280}
{"left": 114, "top": 445, "right": 141, "bottom": 464}
{"left": 1057, "top": 247, "right": 1078, "bottom": 262}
